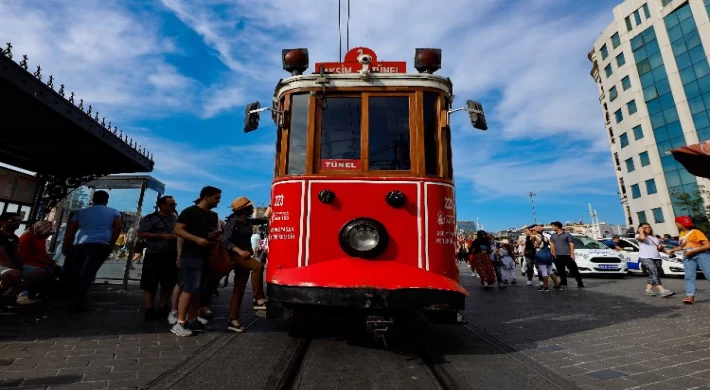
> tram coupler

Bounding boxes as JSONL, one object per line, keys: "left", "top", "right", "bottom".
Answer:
{"left": 365, "top": 315, "right": 394, "bottom": 346}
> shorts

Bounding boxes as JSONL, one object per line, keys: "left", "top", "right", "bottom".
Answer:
{"left": 140, "top": 252, "right": 178, "bottom": 291}
{"left": 0, "top": 265, "right": 41, "bottom": 280}
{"left": 538, "top": 264, "right": 554, "bottom": 277}
{"left": 178, "top": 256, "right": 205, "bottom": 293}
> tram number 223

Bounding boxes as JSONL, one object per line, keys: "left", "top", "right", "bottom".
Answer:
{"left": 273, "top": 194, "right": 285, "bottom": 207}
{"left": 444, "top": 197, "right": 454, "bottom": 210}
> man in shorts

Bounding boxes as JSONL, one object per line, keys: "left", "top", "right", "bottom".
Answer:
{"left": 138, "top": 196, "right": 179, "bottom": 321}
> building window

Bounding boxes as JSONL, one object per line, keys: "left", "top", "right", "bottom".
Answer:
{"left": 610, "top": 86, "right": 618, "bottom": 101}
{"left": 622, "top": 76, "right": 631, "bottom": 90}
{"left": 633, "top": 125, "right": 644, "bottom": 140}
{"left": 637, "top": 211, "right": 648, "bottom": 224}
{"left": 627, "top": 99, "right": 638, "bottom": 115}
{"left": 631, "top": 183, "right": 641, "bottom": 198}
{"left": 652, "top": 207, "right": 665, "bottom": 223}
{"left": 646, "top": 178, "right": 657, "bottom": 194}
{"left": 620, "top": 132, "right": 630, "bottom": 148}
{"left": 642, "top": 3, "right": 651, "bottom": 19}
{"left": 611, "top": 33, "right": 621, "bottom": 49}
{"left": 605, "top": 64, "right": 613, "bottom": 78}
{"left": 626, "top": 157, "right": 636, "bottom": 172}
{"left": 640, "top": 151, "right": 650, "bottom": 166}
{"left": 625, "top": 16, "right": 633, "bottom": 31}
{"left": 601, "top": 44, "right": 608, "bottom": 60}
{"left": 615, "top": 109, "right": 624, "bottom": 123}
{"left": 661, "top": 0, "right": 672, "bottom": 6}
{"left": 633, "top": 10, "right": 642, "bottom": 25}
{"left": 616, "top": 53, "right": 626, "bottom": 67}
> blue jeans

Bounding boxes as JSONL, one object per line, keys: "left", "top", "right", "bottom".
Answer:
{"left": 683, "top": 251, "right": 710, "bottom": 296}
{"left": 71, "top": 243, "right": 111, "bottom": 310}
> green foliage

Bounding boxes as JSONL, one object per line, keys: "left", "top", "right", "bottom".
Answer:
{"left": 671, "top": 186, "right": 710, "bottom": 233}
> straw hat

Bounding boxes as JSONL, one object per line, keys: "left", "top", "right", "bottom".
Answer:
{"left": 230, "top": 196, "right": 253, "bottom": 211}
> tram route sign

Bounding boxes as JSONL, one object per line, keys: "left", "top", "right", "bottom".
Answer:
{"left": 314, "top": 47, "right": 406, "bottom": 74}
{"left": 320, "top": 159, "right": 361, "bottom": 171}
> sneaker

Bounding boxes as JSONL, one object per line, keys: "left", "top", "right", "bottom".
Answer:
{"left": 253, "top": 300, "right": 267, "bottom": 310}
{"left": 144, "top": 308, "right": 156, "bottom": 321}
{"left": 511, "top": 280, "right": 518, "bottom": 285}
{"left": 167, "top": 310, "right": 178, "bottom": 325}
{"left": 171, "top": 322, "right": 193, "bottom": 337}
{"left": 577, "top": 283, "right": 585, "bottom": 288}
{"left": 537, "top": 286, "right": 550, "bottom": 292}
{"left": 197, "top": 316, "right": 210, "bottom": 325}
{"left": 186, "top": 320, "right": 206, "bottom": 332}
{"left": 200, "top": 308, "right": 213, "bottom": 319}
{"left": 525, "top": 281, "right": 533, "bottom": 286}
{"left": 227, "top": 320, "right": 244, "bottom": 333}
{"left": 682, "top": 296, "right": 695, "bottom": 304}
{"left": 503, "top": 279, "right": 509, "bottom": 285}
{"left": 645, "top": 290, "right": 656, "bottom": 296}
{"left": 660, "top": 290, "right": 675, "bottom": 298}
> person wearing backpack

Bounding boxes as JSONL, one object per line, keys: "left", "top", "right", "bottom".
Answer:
{"left": 667, "top": 216, "right": 710, "bottom": 304}
{"left": 532, "top": 227, "right": 560, "bottom": 292}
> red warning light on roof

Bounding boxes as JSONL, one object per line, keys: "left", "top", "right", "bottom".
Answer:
{"left": 314, "top": 47, "right": 406, "bottom": 74}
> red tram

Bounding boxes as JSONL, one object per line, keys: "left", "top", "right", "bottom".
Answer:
{"left": 243, "top": 47, "right": 488, "bottom": 324}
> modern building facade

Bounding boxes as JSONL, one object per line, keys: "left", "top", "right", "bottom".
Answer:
{"left": 590, "top": 0, "right": 710, "bottom": 235}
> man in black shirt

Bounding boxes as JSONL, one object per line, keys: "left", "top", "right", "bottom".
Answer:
{"left": 0, "top": 213, "right": 48, "bottom": 301}
{"left": 171, "top": 186, "right": 221, "bottom": 337}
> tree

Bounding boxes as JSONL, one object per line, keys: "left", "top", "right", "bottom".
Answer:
{"left": 671, "top": 186, "right": 710, "bottom": 233}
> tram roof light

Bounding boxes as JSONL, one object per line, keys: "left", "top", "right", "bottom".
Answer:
{"left": 282, "top": 48, "right": 309, "bottom": 76}
{"left": 414, "top": 48, "right": 441, "bottom": 74}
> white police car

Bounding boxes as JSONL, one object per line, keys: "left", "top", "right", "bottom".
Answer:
{"left": 522, "top": 233, "right": 627, "bottom": 276}
{"left": 598, "top": 237, "right": 685, "bottom": 276}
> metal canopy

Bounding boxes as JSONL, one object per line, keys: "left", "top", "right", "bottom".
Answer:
{"left": 87, "top": 175, "right": 166, "bottom": 194}
{"left": 0, "top": 50, "right": 153, "bottom": 176}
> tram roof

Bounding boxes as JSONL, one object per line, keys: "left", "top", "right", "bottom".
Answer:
{"left": 274, "top": 73, "right": 453, "bottom": 98}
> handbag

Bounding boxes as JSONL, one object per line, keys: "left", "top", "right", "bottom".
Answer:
{"left": 208, "top": 244, "right": 234, "bottom": 278}
{"left": 535, "top": 235, "right": 553, "bottom": 265}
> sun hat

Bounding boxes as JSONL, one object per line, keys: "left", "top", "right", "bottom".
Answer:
{"left": 230, "top": 196, "right": 254, "bottom": 211}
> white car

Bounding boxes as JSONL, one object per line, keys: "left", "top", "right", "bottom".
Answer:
{"left": 597, "top": 237, "right": 686, "bottom": 276}
{"left": 521, "top": 233, "right": 627, "bottom": 276}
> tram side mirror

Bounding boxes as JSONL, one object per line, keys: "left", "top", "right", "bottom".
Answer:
{"left": 244, "top": 101, "right": 261, "bottom": 133}
{"left": 467, "top": 100, "right": 488, "bottom": 131}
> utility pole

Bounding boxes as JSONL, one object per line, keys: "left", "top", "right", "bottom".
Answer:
{"left": 528, "top": 192, "right": 537, "bottom": 224}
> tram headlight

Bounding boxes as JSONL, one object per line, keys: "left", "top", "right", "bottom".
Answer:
{"left": 339, "top": 218, "right": 389, "bottom": 259}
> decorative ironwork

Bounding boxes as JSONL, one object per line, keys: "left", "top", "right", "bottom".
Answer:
{"left": 2, "top": 42, "right": 12, "bottom": 59}
{"left": 30, "top": 173, "right": 106, "bottom": 223}
{"left": 119, "top": 129, "right": 123, "bottom": 138}
{"left": 78, "top": 99, "right": 83, "bottom": 110}
{"left": 20, "top": 54, "right": 28, "bottom": 70}
{"left": 129, "top": 139, "right": 133, "bottom": 147}
{"left": 59, "top": 84, "right": 65, "bottom": 96}
{"left": 69, "top": 92, "right": 75, "bottom": 103}
{"left": 101, "top": 117, "right": 105, "bottom": 127}
{"left": 33, "top": 65, "right": 42, "bottom": 80}
{"left": 87, "top": 104, "right": 92, "bottom": 115}
{"left": 47, "top": 75, "right": 54, "bottom": 89}
{"left": 95, "top": 112, "right": 99, "bottom": 121}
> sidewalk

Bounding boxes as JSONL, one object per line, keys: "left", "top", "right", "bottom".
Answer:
{"left": 0, "top": 279, "right": 252, "bottom": 389}
{"left": 460, "top": 265, "right": 710, "bottom": 389}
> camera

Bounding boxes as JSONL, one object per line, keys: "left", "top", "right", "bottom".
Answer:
{"left": 358, "top": 54, "right": 372, "bottom": 65}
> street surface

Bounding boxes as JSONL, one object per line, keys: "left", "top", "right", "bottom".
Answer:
{"left": 0, "top": 265, "right": 709, "bottom": 389}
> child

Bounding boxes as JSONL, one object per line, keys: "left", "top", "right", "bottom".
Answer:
{"left": 499, "top": 243, "right": 517, "bottom": 285}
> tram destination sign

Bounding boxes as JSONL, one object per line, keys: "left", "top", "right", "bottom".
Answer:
{"left": 320, "top": 159, "right": 361, "bottom": 171}
{"left": 314, "top": 47, "right": 406, "bottom": 74}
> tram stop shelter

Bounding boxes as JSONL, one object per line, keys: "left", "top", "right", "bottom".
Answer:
{"left": 0, "top": 43, "right": 154, "bottom": 224}
{"left": 670, "top": 141, "right": 710, "bottom": 179}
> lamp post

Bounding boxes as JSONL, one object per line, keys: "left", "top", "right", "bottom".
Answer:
{"left": 529, "top": 192, "right": 537, "bottom": 224}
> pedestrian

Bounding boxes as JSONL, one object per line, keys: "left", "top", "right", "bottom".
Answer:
{"left": 468, "top": 230, "right": 496, "bottom": 289}
{"left": 667, "top": 216, "right": 710, "bottom": 305}
{"left": 137, "top": 196, "right": 179, "bottom": 321}
{"left": 636, "top": 223, "right": 674, "bottom": 297}
{"left": 61, "top": 191, "right": 122, "bottom": 312}
{"left": 498, "top": 241, "right": 517, "bottom": 285}
{"left": 532, "top": 227, "right": 560, "bottom": 292}
{"left": 549, "top": 221, "right": 584, "bottom": 289}
{"left": 0, "top": 213, "right": 49, "bottom": 304}
{"left": 523, "top": 226, "right": 543, "bottom": 286}
{"left": 222, "top": 197, "right": 270, "bottom": 333}
{"left": 171, "top": 186, "right": 221, "bottom": 336}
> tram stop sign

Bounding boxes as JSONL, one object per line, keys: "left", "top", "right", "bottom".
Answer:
{"left": 314, "top": 47, "right": 406, "bottom": 74}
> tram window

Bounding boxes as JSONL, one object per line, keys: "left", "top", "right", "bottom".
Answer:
{"left": 423, "top": 92, "right": 439, "bottom": 175}
{"left": 287, "top": 94, "right": 309, "bottom": 175}
{"left": 368, "top": 97, "right": 410, "bottom": 170}
{"left": 320, "top": 97, "right": 362, "bottom": 160}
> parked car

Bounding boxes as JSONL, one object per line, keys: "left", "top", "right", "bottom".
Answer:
{"left": 522, "top": 233, "right": 627, "bottom": 277}
{"left": 597, "top": 237, "right": 688, "bottom": 276}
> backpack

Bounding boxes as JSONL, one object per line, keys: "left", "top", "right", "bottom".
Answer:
{"left": 535, "top": 234, "right": 553, "bottom": 265}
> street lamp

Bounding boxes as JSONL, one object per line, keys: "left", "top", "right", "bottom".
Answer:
{"left": 528, "top": 192, "right": 537, "bottom": 224}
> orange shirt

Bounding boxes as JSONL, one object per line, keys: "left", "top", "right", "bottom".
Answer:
{"left": 680, "top": 229, "right": 708, "bottom": 250}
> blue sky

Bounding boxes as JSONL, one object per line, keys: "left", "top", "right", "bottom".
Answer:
{"left": 1, "top": 0, "right": 628, "bottom": 231}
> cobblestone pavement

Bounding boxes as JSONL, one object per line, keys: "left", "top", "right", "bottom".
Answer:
{"left": 0, "top": 276, "right": 253, "bottom": 390}
{"left": 460, "top": 264, "right": 710, "bottom": 390}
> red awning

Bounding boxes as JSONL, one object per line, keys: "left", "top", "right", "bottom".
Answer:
{"left": 670, "top": 141, "right": 710, "bottom": 179}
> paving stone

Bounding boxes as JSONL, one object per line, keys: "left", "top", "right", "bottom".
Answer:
{"left": 628, "top": 372, "right": 671, "bottom": 385}
{"left": 664, "top": 375, "right": 710, "bottom": 388}
{"left": 57, "top": 366, "right": 112, "bottom": 376}
{"left": 83, "top": 372, "right": 137, "bottom": 382}
{"left": 22, "top": 374, "right": 83, "bottom": 387}
{"left": 106, "top": 378, "right": 146, "bottom": 388}
{"left": 586, "top": 369, "right": 627, "bottom": 381}
{"left": 615, "top": 363, "right": 654, "bottom": 375}
{"left": 535, "top": 345, "right": 567, "bottom": 353}
{"left": 0, "top": 369, "right": 58, "bottom": 380}
{"left": 48, "top": 381, "right": 108, "bottom": 390}
{"left": 0, "top": 378, "right": 24, "bottom": 388}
